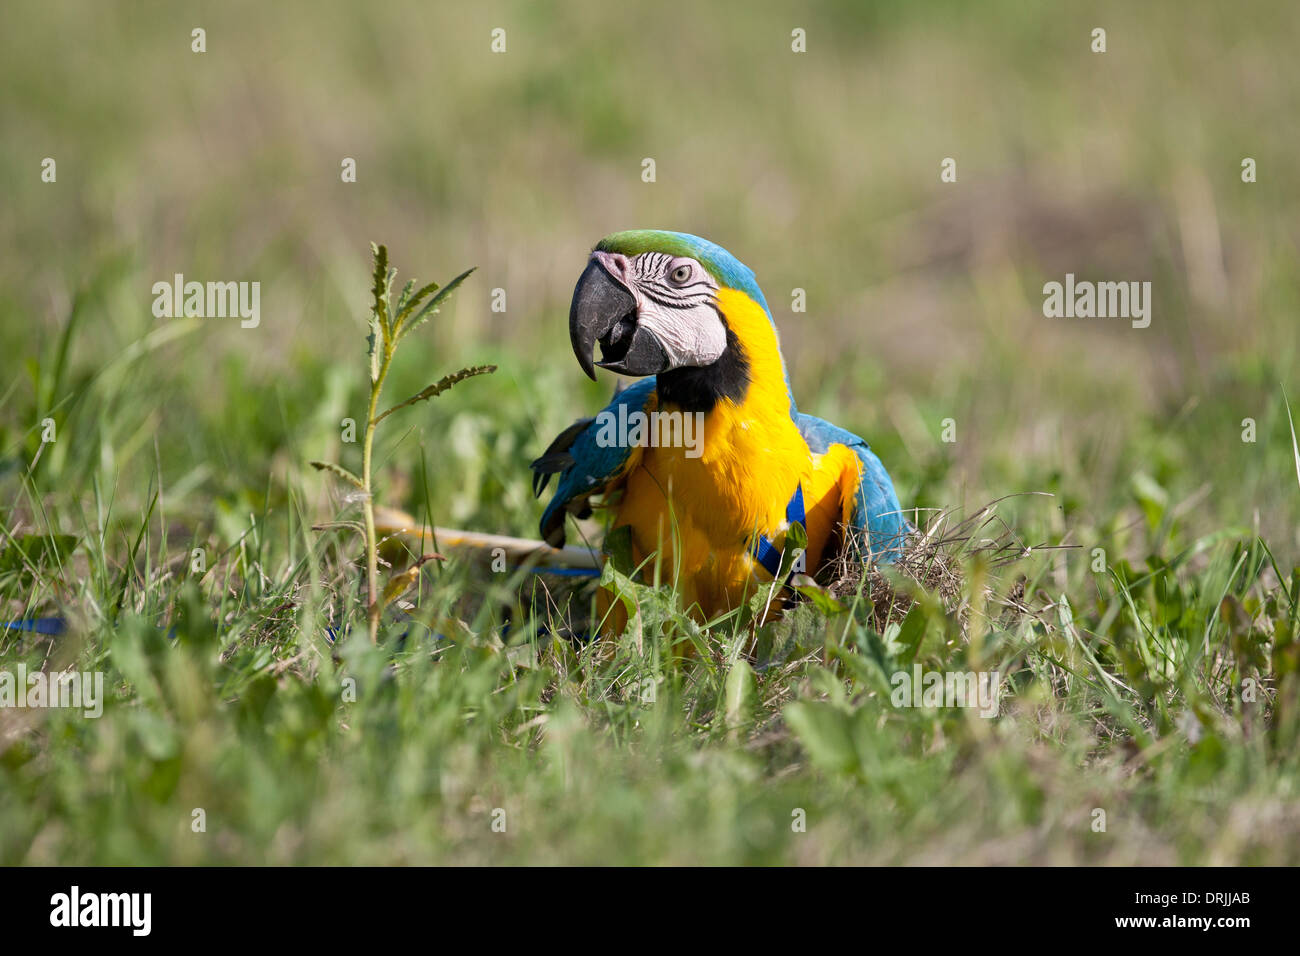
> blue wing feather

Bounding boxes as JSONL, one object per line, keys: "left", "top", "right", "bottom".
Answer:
{"left": 795, "top": 413, "right": 909, "bottom": 563}
{"left": 537, "top": 378, "right": 657, "bottom": 545}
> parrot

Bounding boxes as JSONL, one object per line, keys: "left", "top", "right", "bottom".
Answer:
{"left": 531, "top": 230, "right": 908, "bottom": 625}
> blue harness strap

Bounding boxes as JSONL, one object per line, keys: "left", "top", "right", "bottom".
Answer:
{"left": 752, "top": 484, "right": 806, "bottom": 579}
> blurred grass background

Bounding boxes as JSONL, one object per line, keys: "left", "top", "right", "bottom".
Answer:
{"left": 2, "top": 0, "right": 1299, "bottom": 864}
{"left": 4, "top": 0, "right": 1298, "bottom": 556}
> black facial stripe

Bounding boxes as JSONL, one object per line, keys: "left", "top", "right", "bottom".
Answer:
{"left": 633, "top": 252, "right": 670, "bottom": 280}
{"left": 671, "top": 280, "right": 713, "bottom": 294}
{"left": 654, "top": 310, "right": 751, "bottom": 413}
{"left": 639, "top": 287, "right": 714, "bottom": 309}
{"left": 628, "top": 253, "right": 717, "bottom": 310}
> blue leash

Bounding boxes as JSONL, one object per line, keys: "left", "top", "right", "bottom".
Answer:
{"left": 2, "top": 617, "right": 66, "bottom": 635}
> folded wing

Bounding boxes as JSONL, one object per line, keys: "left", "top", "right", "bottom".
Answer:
{"left": 795, "top": 413, "right": 909, "bottom": 563}
{"left": 531, "top": 378, "right": 657, "bottom": 547}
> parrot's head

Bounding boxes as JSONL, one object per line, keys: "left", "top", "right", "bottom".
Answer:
{"left": 569, "top": 230, "right": 784, "bottom": 411}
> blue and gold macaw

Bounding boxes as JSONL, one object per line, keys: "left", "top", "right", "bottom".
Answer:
{"left": 532, "top": 230, "right": 908, "bottom": 623}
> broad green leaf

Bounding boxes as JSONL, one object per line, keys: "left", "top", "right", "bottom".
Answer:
{"left": 604, "top": 524, "right": 636, "bottom": 577}
{"left": 724, "top": 659, "right": 758, "bottom": 730}
{"left": 598, "top": 560, "right": 645, "bottom": 644}
{"left": 792, "top": 577, "right": 846, "bottom": 615}
{"left": 785, "top": 701, "right": 858, "bottom": 774}
{"left": 894, "top": 603, "right": 927, "bottom": 666}
{"left": 0, "top": 533, "right": 78, "bottom": 574}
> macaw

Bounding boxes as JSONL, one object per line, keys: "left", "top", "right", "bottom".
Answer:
{"left": 531, "top": 230, "right": 908, "bottom": 624}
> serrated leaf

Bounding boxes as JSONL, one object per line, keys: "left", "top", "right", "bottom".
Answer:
{"left": 309, "top": 460, "right": 364, "bottom": 490}
{"left": 598, "top": 560, "right": 644, "bottom": 645}
{"left": 367, "top": 312, "right": 381, "bottom": 382}
{"left": 369, "top": 243, "right": 391, "bottom": 336}
{"left": 395, "top": 279, "right": 440, "bottom": 327}
{"left": 371, "top": 364, "right": 496, "bottom": 425}
{"left": 310, "top": 520, "right": 365, "bottom": 536}
{"left": 397, "top": 267, "right": 476, "bottom": 342}
{"left": 394, "top": 278, "right": 416, "bottom": 317}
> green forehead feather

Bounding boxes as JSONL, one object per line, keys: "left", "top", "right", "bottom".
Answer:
{"left": 595, "top": 230, "right": 771, "bottom": 316}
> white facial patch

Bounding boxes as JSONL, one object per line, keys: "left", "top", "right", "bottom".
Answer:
{"left": 623, "top": 253, "right": 727, "bottom": 370}
{"left": 634, "top": 298, "right": 728, "bottom": 369}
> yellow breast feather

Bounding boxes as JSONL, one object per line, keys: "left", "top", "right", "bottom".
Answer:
{"left": 608, "top": 288, "right": 858, "bottom": 620}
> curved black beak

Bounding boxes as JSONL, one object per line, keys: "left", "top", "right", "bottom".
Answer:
{"left": 568, "top": 259, "right": 669, "bottom": 380}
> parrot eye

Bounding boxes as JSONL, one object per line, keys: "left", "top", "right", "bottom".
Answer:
{"left": 669, "top": 264, "right": 692, "bottom": 285}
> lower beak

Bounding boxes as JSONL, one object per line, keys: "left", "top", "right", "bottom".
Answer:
{"left": 568, "top": 260, "right": 669, "bottom": 380}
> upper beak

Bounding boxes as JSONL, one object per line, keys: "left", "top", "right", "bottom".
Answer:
{"left": 568, "top": 258, "right": 669, "bottom": 380}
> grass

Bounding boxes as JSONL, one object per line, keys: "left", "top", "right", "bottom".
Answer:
{"left": 2, "top": 0, "right": 1300, "bottom": 864}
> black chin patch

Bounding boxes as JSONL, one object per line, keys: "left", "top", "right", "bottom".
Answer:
{"left": 655, "top": 322, "right": 750, "bottom": 412}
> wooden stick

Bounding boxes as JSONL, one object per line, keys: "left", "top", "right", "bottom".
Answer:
{"left": 372, "top": 506, "right": 600, "bottom": 570}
